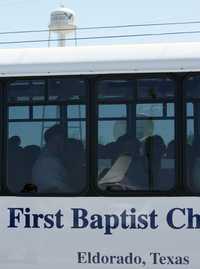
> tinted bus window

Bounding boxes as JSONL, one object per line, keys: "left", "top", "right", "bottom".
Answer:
{"left": 8, "top": 80, "right": 45, "bottom": 102}
{"left": 33, "top": 106, "right": 60, "bottom": 119}
{"left": 137, "top": 78, "right": 175, "bottom": 99}
{"left": 48, "top": 78, "right": 86, "bottom": 101}
{"left": 98, "top": 105, "right": 127, "bottom": 145}
{"left": 185, "top": 76, "right": 200, "bottom": 98}
{"left": 97, "top": 78, "right": 176, "bottom": 192}
{"left": 7, "top": 79, "right": 87, "bottom": 195}
{"left": 185, "top": 75, "right": 200, "bottom": 192}
{"left": 97, "top": 80, "right": 134, "bottom": 100}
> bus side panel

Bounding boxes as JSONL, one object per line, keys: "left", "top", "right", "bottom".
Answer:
{"left": 0, "top": 197, "right": 197, "bottom": 268}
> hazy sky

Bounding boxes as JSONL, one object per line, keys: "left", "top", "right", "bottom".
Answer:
{"left": 0, "top": 0, "right": 200, "bottom": 48}
{"left": 4, "top": 0, "right": 192, "bottom": 146}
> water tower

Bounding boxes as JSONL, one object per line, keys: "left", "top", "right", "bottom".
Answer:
{"left": 48, "top": 5, "right": 76, "bottom": 47}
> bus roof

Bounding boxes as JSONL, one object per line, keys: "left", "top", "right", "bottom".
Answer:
{"left": 1, "top": 42, "right": 200, "bottom": 77}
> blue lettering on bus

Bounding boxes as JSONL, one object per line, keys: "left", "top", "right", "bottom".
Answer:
{"left": 167, "top": 208, "right": 186, "bottom": 229}
{"left": 7, "top": 208, "right": 64, "bottom": 229}
{"left": 71, "top": 208, "right": 158, "bottom": 235}
{"left": 7, "top": 207, "right": 200, "bottom": 232}
{"left": 167, "top": 208, "right": 200, "bottom": 229}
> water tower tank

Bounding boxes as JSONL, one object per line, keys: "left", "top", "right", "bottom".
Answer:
{"left": 48, "top": 5, "right": 76, "bottom": 47}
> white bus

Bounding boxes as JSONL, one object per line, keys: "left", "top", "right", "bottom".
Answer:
{"left": 0, "top": 42, "right": 200, "bottom": 268}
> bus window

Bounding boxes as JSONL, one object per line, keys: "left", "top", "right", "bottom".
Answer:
{"left": 137, "top": 78, "right": 174, "bottom": 99}
{"left": 48, "top": 78, "right": 86, "bottom": 101}
{"left": 185, "top": 76, "right": 200, "bottom": 98}
{"left": 97, "top": 77, "right": 176, "bottom": 192}
{"left": 33, "top": 106, "right": 59, "bottom": 119}
{"left": 8, "top": 80, "right": 45, "bottom": 102}
{"left": 9, "top": 106, "right": 29, "bottom": 120}
{"left": 185, "top": 76, "right": 200, "bottom": 192}
{"left": 7, "top": 78, "right": 87, "bottom": 195}
{"left": 97, "top": 80, "right": 134, "bottom": 100}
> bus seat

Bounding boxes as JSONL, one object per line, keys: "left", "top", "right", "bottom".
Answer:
{"left": 191, "top": 157, "right": 200, "bottom": 191}
{"left": 154, "top": 158, "right": 175, "bottom": 191}
{"left": 103, "top": 134, "right": 141, "bottom": 164}
{"left": 161, "top": 158, "right": 175, "bottom": 169}
{"left": 156, "top": 169, "right": 175, "bottom": 190}
{"left": 7, "top": 137, "right": 26, "bottom": 193}
{"left": 114, "top": 134, "right": 141, "bottom": 157}
{"left": 98, "top": 155, "right": 132, "bottom": 186}
{"left": 144, "top": 135, "right": 166, "bottom": 189}
{"left": 63, "top": 138, "right": 86, "bottom": 192}
{"left": 23, "top": 145, "right": 41, "bottom": 183}
{"left": 124, "top": 156, "right": 149, "bottom": 190}
{"left": 166, "top": 140, "right": 175, "bottom": 158}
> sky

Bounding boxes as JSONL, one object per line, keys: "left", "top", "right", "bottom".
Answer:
{"left": 0, "top": 0, "right": 200, "bottom": 48}
{"left": 4, "top": 0, "right": 195, "bottom": 147}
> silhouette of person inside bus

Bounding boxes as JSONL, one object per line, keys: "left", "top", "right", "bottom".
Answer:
{"left": 144, "top": 135, "right": 166, "bottom": 189}
{"left": 8, "top": 135, "right": 26, "bottom": 192}
{"left": 32, "top": 124, "right": 72, "bottom": 193}
{"left": 116, "top": 134, "right": 141, "bottom": 156}
{"left": 99, "top": 133, "right": 142, "bottom": 164}
{"left": 62, "top": 138, "right": 86, "bottom": 192}
{"left": 190, "top": 136, "right": 200, "bottom": 191}
{"left": 21, "top": 183, "right": 37, "bottom": 193}
{"left": 8, "top": 135, "right": 22, "bottom": 150}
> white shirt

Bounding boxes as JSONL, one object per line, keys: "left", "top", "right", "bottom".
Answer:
{"left": 32, "top": 147, "right": 71, "bottom": 193}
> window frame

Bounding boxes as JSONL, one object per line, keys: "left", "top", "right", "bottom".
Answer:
{"left": 0, "top": 72, "right": 197, "bottom": 196}
{"left": 4, "top": 75, "right": 90, "bottom": 197}
{"left": 95, "top": 74, "right": 179, "bottom": 196}
{"left": 183, "top": 73, "right": 200, "bottom": 194}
